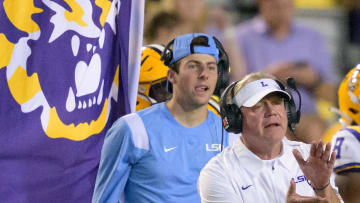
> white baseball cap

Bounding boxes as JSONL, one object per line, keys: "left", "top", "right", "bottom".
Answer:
{"left": 233, "top": 78, "right": 291, "bottom": 107}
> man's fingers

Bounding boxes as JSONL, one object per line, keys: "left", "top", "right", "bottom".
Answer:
{"left": 287, "top": 180, "right": 328, "bottom": 203}
{"left": 296, "top": 196, "right": 327, "bottom": 203}
{"left": 315, "top": 140, "right": 323, "bottom": 158}
{"left": 287, "top": 179, "right": 296, "bottom": 196}
{"left": 292, "top": 149, "right": 306, "bottom": 166}
{"left": 321, "top": 142, "right": 332, "bottom": 161}
{"left": 329, "top": 151, "right": 336, "bottom": 168}
{"left": 310, "top": 142, "right": 317, "bottom": 157}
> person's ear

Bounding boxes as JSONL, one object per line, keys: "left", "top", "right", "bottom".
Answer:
{"left": 167, "top": 69, "right": 176, "bottom": 85}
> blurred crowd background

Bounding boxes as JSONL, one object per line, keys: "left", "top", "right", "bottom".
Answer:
{"left": 141, "top": 0, "right": 360, "bottom": 143}
{"left": 144, "top": 0, "right": 360, "bottom": 75}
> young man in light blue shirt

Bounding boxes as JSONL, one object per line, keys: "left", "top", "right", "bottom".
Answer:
{"left": 92, "top": 33, "right": 236, "bottom": 203}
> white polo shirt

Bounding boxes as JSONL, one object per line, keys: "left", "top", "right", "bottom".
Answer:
{"left": 198, "top": 138, "right": 337, "bottom": 203}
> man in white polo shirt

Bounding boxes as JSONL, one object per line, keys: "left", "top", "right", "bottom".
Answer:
{"left": 198, "top": 72, "right": 341, "bottom": 202}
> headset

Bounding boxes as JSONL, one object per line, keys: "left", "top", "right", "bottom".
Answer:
{"left": 160, "top": 34, "right": 230, "bottom": 97}
{"left": 220, "top": 77, "right": 301, "bottom": 134}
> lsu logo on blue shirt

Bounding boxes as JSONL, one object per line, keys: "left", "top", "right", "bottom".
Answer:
{"left": 206, "top": 144, "right": 222, "bottom": 152}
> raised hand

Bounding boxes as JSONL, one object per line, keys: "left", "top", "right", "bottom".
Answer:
{"left": 286, "top": 179, "right": 329, "bottom": 203}
{"left": 292, "top": 141, "right": 336, "bottom": 190}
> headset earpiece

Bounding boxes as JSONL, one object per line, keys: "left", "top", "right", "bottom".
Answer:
{"left": 220, "top": 81, "right": 242, "bottom": 133}
{"left": 223, "top": 103, "right": 242, "bottom": 133}
{"left": 212, "top": 37, "right": 230, "bottom": 97}
{"left": 285, "top": 98, "right": 298, "bottom": 131}
{"left": 161, "top": 39, "right": 174, "bottom": 67}
{"left": 161, "top": 39, "right": 175, "bottom": 93}
{"left": 275, "top": 79, "right": 299, "bottom": 131}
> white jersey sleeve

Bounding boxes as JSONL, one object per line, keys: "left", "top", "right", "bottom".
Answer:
{"left": 331, "top": 127, "right": 360, "bottom": 174}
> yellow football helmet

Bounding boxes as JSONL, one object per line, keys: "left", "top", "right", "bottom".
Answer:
{"left": 338, "top": 64, "right": 360, "bottom": 125}
{"left": 137, "top": 44, "right": 170, "bottom": 111}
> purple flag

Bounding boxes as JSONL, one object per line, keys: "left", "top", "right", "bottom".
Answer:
{"left": 0, "top": 0, "right": 143, "bottom": 202}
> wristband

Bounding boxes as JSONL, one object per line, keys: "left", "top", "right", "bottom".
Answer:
{"left": 312, "top": 180, "right": 330, "bottom": 191}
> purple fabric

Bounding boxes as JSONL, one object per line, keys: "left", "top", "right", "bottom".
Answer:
{"left": 0, "top": 0, "right": 136, "bottom": 202}
{"left": 235, "top": 16, "right": 337, "bottom": 113}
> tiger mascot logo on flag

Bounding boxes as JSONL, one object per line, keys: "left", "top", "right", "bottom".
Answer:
{"left": 1, "top": 0, "right": 123, "bottom": 141}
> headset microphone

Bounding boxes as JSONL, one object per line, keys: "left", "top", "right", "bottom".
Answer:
{"left": 286, "top": 77, "right": 301, "bottom": 132}
{"left": 286, "top": 77, "right": 296, "bottom": 89}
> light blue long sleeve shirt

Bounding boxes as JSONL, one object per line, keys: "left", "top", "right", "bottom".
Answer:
{"left": 92, "top": 102, "right": 235, "bottom": 203}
